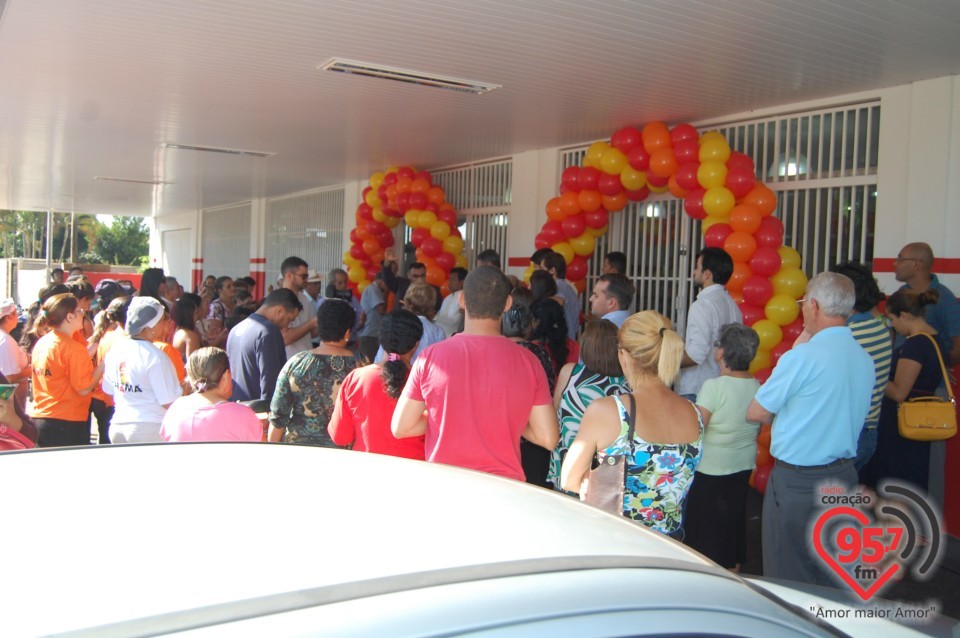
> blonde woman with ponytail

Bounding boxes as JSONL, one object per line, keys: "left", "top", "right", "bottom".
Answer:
{"left": 561, "top": 311, "right": 703, "bottom": 537}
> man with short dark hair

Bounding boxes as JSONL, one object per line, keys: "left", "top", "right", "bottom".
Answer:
{"left": 603, "top": 251, "right": 627, "bottom": 276}
{"left": 588, "top": 274, "right": 634, "bottom": 328}
{"left": 677, "top": 247, "right": 742, "bottom": 401}
{"left": 279, "top": 256, "right": 319, "bottom": 358}
{"left": 392, "top": 266, "right": 559, "bottom": 481}
{"left": 476, "top": 248, "right": 501, "bottom": 270}
{"left": 163, "top": 277, "right": 182, "bottom": 305}
{"left": 324, "top": 268, "right": 365, "bottom": 343}
{"left": 539, "top": 250, "right": 580, "bottom": 340}
{"left": 747, "top": 272, "right": 874, "bottom": 586}
{"left": 381, "top": 256, "right": 442, "bottom": 312}
{"left": 435, "top": 267, "right": 467, "bottom": 337}
{"left": 50, "top": 268, "right": 65, "bottom": 286}
{"left": 227, "top": 288, "right": 302, "bottom": 402}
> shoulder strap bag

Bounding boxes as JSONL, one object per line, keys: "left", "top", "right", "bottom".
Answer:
{"left": 897, "top": 333, "right": 957, "bottom": 441}
{"left": 581, "top": 394, "right": 637, "bottom": 515}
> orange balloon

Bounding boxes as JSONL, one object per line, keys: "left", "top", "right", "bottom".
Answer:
{"left": 411, "top": 178, "right": 430, "bottom": 194}
{"left": 386, "top": 184, "right": 399, "bottom": 202}
{"left": 743, "top": 183, "right": 778, "bottom": 217}
{"left": 546, "top": 197, "right": 565, "bottom": 222}
{"left": 574, "top": 279, "right": 586, "bottom": 294}
{"left": 668, "top": 174, "right": 688, "bottom": 199}
{"left": 601, "top": 192, "right": 627, "bottom": 212}
{"left": 641, "top": 121, "right": 671, "bottom": 153}
{"left": 578, "top": 189, "right": 602, "bottom": 212}
{"left": 427, "top": 186, "right": 446, "bottom": 205}
{"left": 426, "top": 265, "right": 446, "bottom": 287}
{"left": 727, "top": 262, "right": 752, "bottom": 293}
{"left": 729, "top": 204, "right": 762, "bottom": 234}
{"left": 559, "top": 191, "right": 581, "bottom": 217}
{"left": 724, "top": 230, "right": 758, "bottom": 263}
{"left": 396, "top": 177, "right": 413, "bottom": 193}
{"left": 648, "top": 148, "right": 678, "bottom": 178}
{"left": 440, "top": 283, "right": 451, "bottom": 297}
{"left": 729, "top": 290, "right": 744, "bottom": 304}
{"left": 420, "top": 254, "right": 437, "bottom": 270}
{"left": 756, "top": 446, "right": 773, "bottom": 467}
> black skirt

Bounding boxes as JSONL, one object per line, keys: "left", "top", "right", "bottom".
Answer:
{"left": 682, "top": 469, "right": 752, "bottom": 568}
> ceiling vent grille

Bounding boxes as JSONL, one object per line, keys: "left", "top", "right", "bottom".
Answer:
{"left": 319, "top": 58, "right": 500, "bottom": 95}
{"left": 161, "top": 143, "right": 275, "bottom": 158}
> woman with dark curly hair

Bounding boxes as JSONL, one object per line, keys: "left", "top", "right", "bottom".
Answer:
{"left": 531, "top": 298, "right": 578, "bottom": 380}
{"left": 269, "top": 299, "right": 360, "bottom": 447}
{"left": 205, "top": 276, "right": 236, "bottom": 347}
{"left": 330, "top": 309, "right": 425, "bottom": 459}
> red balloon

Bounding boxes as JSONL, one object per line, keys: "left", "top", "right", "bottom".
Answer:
{"left": 376, "top": 231, "right": 394, "bottom": 249}
{"left": 435, "top": 251, "right": 455, "bottom": 271}
{"left": 753, "top": 462, "right": 773, "bottom": 494}
{"left": 674, "top": 140, "right": 700, "bottom": 165}
{"left": 383, "top": 172, "right": 398, "bottom": 187}
{"left": 377, "top": 185, "right": 390, "bottom": 203}
{"left": 771, "top": 340, "right": 793, "bottom": 367}
{"left": 739, "top": 302, "right": 765, "bottom": 326}
{"left": 611, "top": 127, "right": 643, "bottom": 154}
{"left": 541, "top": 220, "right": 565, "bottom": 244}
{"left": 760, "top": 216, "right": 784, "bottom": 235}
{"left": 684, "top": 188, "right": 707, "bottom": 220}
{"left": 727, "top": 152, "right": 755, "bottom": 173}
{"left": 396, "top": 167, "right": 415, "bottom": 180}
{"left": 349, "top": 243, "right": 366, "bottom": 261}
{"left": 365, "top": 220, "right": 386, "bottom": 235}
{"left": 421, "top": 237, "right": 442, "bottom": 258}
{"left": 361, "top": 186, "right": 372, "bottom": 200}
{"left": 742, "top": 276, "right": 774, "bottom": 306}
{"left": 535, "top": 232, "right": 552, "bottom": 250}
{"left": 414, "top": 170, "right": 432, "bottom": 185}
{"left": 725, "top": 166, "right": 757, "bottom": 200}
{"left": 583, "top": 208, "right": 609, "bottom": 229}
{"left": 645, "top": 173, "right": 668, "bottom": 188}
{"left": 670, "top": 123, "right": 699, "bottom": 146}
{"left": 561, "top": 214, "right": 586, "bottom": 238}
{"left": 704, "top": 222, "right": 733, "bottom": 248}
{"left": 754, "top": 367, "right": 773, "bottom": 385}
{"left": 625, "top": 186, "right": 650, "bottom": 202}
{"left": 675, "top": 163, "right": 701, "bottom": 192}
{"left": 755, "top": 216, "right": 785, "bottom": 249}
{"left": 438, "top": 208, "right": 458, "bottom": 227}
{"left": 409, "top": 192, "right": 428, "bottom": 210}
{"left": 781, "top": 317, "right": 805, "bottom": 344}
{"left": 598, "top": 172, "right": 624, "bottom": 196}
{"left": 349, "top": 228, "right": 360, "bottom": 244}
{"left": 357, "top": 203, "right": 374, "bottom": 220}
{"left": 567, "top": 256, "right": 588, "bottom": 281}
{"left": 627, "top": 146, "right": 650, "bottom": 171}
{"left": 561, "top": 167, "right": 580, "bottom": 191}
{"left": 396, "top": 192, "right": 411, "bottom": 212}
{"left": 578, "top": 166, "right": 601, "bottom": 191}
{"left": 424, "top": 202, "right": 439, "bottom": 215}
{"left": 749, "top": 247, "right": 782, "bottom": 278}
{"left": 410, "top": 227, "right": 430, "bottom": 247}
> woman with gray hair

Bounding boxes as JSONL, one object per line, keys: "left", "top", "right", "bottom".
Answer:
{"left": 683, "top": 323, "right": 761, "bottom": 570}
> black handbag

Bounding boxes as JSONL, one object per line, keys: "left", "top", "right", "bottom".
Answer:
{"left": 581, "top": 393, "right": 636, "bottom": 515}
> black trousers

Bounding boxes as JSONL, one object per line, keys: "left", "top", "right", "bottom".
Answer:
{"left": 90, "top": 398, "right": 115, "bottom": 445}
{"left": 35, "top": 418, "right": 90, "bottom": 448}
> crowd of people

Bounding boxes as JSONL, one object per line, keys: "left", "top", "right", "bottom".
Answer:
{"left": 0, "top": 240, "right": 957, "bottom": 590}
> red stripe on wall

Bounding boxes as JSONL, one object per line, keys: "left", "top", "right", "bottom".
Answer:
{"left": 874, "top": 257, "right": 960, "bottom": 273}
{"left": 192, "top": 258, "right": 203, "bottom": 263}
{"left": 507, "top": 257, "right": 531, "bottom": 268}
{"left": 250, "top": 258, "right": 266, "bottom": 264}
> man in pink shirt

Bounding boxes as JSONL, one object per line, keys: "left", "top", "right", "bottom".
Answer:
{"left": 392, "top": 267, "right": 559, "bottom": 481}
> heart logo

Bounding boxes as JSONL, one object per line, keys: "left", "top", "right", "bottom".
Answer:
{"left": 812, "top": 506, "right": 901, "bottom": 600}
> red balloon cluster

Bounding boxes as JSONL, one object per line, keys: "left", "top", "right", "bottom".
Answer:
{"left": 343, "top": 167, "right": 466, "bottom": 297}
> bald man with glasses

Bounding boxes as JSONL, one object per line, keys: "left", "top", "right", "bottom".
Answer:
{"left": 894, "top": 242, "right": 960, "bottom": 365}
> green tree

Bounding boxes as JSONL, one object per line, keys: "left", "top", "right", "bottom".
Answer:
{"left": 94, "top": 216, "right": 149, "bottom": 265}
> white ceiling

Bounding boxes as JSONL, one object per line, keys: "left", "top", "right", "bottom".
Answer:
{"left": 1, "top": 0, "right": 958, "bottom": 219}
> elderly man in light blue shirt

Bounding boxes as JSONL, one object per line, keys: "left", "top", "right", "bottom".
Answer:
{"left": 747, "top": 271, "right": 874, "bottom": 587}
{"left": 588, "top": 274, "right": 635, "bottom": 328}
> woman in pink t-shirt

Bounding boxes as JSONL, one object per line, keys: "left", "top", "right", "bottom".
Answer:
{"left": 160, "top": 347, "right": 262, "bottom": 442}
{"left": 329, "top": 309, "right": 425, "bottom": 460}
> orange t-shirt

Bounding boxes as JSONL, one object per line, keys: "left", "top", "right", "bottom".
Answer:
{"left": 154, "top": 341, "right": 187, "bottom": 385}
{"left": 91, "top": 329, "right": 120, "bottom": 406}
{"left": 30, "top": 331, "right": 94, "bottom": 421}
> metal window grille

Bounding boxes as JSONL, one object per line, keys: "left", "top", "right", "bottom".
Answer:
{"left": 201, "top": 203, "right": 251, "bottom": 281}
{"left": 563, "top": 101, "right": 880, "bottom": 335}
{"left": 266, "top": 187, "right": 345, "bottom": 286}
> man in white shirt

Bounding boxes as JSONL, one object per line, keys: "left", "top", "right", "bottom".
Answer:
{"left": 279, "top": 256, "right": 319, "bottom": 359}
{"left": 677, "top": 248, "right": 743, "bottom": 401}
{"left": 435, "top": 267, "right": 467, "bottom": 337}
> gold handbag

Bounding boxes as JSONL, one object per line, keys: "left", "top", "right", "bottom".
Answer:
{"left": 897, "top": 333, "right": 957, "bottom": 441}
{"left": 582, "top": 394, "right": 636, "bottom": 515}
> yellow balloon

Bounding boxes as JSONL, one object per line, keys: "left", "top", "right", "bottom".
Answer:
{"left": 697, "top": 160, "right": 728, "bottom": 189}
{"left": 771, "top": 267, "right": 808, "bottom": 299}
{"left": 443, "top": 235, "right": 464, "bottom": 255}
{"left": 430, "top": 221, "right": 451, "bottom": 241}
{"left": 586, "top": 224, "right": 609, "bottom": 238}
{"left": 765, "top": 293, "right": 801, "bottom": 326}
{"left": 619, "top": 166, "right": 647, "bottom": 191}
{"left": 348, "top": 267, "right": 366, "bottom": 284}
{"left": 585, "top": 141, "right": 610, "bottom": 169}
{"left": 570, "top": 232, "right": 596, "bottom": 257}
{"left": 369, "top": 172, "right": 386, "bottom": 189}
{"left": 553, "top": 241, "right": 575, "bottom": 264}
{"left": 454, "top": 255, "right": 468, "bottom": 269}
{"left": 364, "top": 191, "right": 381, "bottom": 208}
{"left": 701, "top": 215, "right": 725, "bottom": 233}
{"left": 404, "top": 210, "right": 421, "bottom": 227}
{"left": 385, "top": 166, "right": 400, "bottom": 175}
{"left": 778, "top": 246, "right": 802, "bottom": 270}
{"left": 600, "top": 147, "right": 628, "bottom": 175}
{"left": 371, "top": 207, "right": 388, "bottom": 223}
{"left": 702, "top": 186, "right": 735, "bottom": 218}
{"left": 648, "top": 182, "right": 669, "bottom": 194}
{"left": 749, "top": 348, "right": 772, "bottom": 375}
{"left": 699, "top": 137, "right": 731, "bottom": 164}
{"left": 699, "top": 131, "right": 726, "bottom": 147}
{"left": 383, "top": 215, "right": 401, "bottom": 229}
{"left": 752, "top": 319, "right": 783, "bottom": 351}
{"left": 419, "top": 210, "right": 438, "bottom": 228}
{"left": 522, "top": 263, "right": 536, "bottom": 284}
{"left": 357, "top": 281, "right": 369, "bottom": 294}
{"left": 343, "top": 255, "right": 359, "bottom": 269}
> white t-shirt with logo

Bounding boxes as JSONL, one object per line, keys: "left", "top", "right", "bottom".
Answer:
{"left": 103, "top": 336, "right": 183, "bottom": 433}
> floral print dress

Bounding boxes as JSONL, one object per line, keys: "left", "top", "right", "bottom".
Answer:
{"left": 270, "top": 352, "right": 359, "bottom": 447}
{"left": 598, "top": 395, "right": 703, "bottom": 535}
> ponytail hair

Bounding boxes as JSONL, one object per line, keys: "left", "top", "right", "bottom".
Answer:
{"left": 186, "top": 347, "right": 230, "bottom": 394}
{"left": 618, "top": 311, "right": 684, "bottom": 386}
{"left": 90, "top": 296, "right": 130, "bottom": 347}
{"left": 36, "top": 293, "right": 79, "bottom": 331}
{"left": 886, "top": 288, "right": 940, "bottom": 319}
{"left": 379, "top": 309, "right": 423, "bottom": 400}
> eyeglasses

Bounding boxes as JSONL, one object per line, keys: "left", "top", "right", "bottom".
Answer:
{"left": 894, "top": 256, "right": 919, "bottom": 264}
{"left": 295, "top": 272, "right": 309, "bottom": 279}
{"left": 796, "top": 297, "right": 807, "bottom": 306}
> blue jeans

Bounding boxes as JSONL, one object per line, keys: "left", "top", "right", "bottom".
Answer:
{"left": 854, "top": 424, "right": 878, "bottom": 472}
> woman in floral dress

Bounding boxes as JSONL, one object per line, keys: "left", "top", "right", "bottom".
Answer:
{"left": 561, "top": 311, "right": 702, "bottom": 538}
{"left": 269, "top": 299, "right": 360, "bottom": 447}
